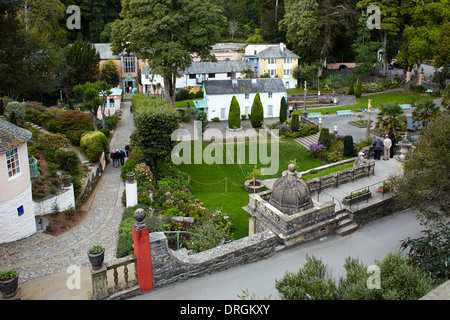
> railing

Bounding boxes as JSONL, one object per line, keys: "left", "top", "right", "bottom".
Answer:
{"left": 347, "top": 179, "right": 391, "bottom": 211}
{"left": 91, "top": 255, "right": 139, "bottom": 300}
{"left": 105, "top": 255, "right": 138, "bottom": 294}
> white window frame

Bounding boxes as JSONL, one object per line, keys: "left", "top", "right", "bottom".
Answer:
{"left": 122, "top": 55, "right": 137, "bottom": 74}
{"left": 268, "top": 58, "right": 276, "bottom": 65}
{"left": 269, "top": 69, "right": 276, "bottom": 77}
{"left": 6, "top": 147, "right": 21, "bottom": 179}
{"left": 284, "top": 58, "right": 292, "bottom": 64}
{"left": 268, "top": 92, "right": 273, "bottom": 98}
{"left": 245, "top": 93, "right": 250, "bottom": 99}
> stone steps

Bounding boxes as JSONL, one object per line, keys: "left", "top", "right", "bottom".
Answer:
{"left": 334, "top": 210, "right": 358, "bottom": 236}
{"left": 294, "top": 133, "right": 320, "bottom": 149}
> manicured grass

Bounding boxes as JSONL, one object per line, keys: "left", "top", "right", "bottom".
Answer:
{"left": 293, "top": 91, "right": 430, "bottom": 115}
{"left": 175, "top": 138, "right": 324, "bottom": 239}
{"left": 175, "top": 98, "right": 201, "bottom": 109}
{"left": 302, "top": 162, "right": 354, "bottom": 181}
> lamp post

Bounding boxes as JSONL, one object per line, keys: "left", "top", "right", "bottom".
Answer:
{"left": 366, "top": 99, "right": 372, "bottom": 139}
{"left": 302, "top": 80, "right": 308, "bottom": 119}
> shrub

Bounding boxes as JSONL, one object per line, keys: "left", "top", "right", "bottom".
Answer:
{"left": 80, "top": 131, "right": 109, "bottom": 162}
{"left": 308, "top": 142, "right": 327, "bottom": 158}
{"left": 57, "top": 110, "right": 92, "bottom": 134}
{"left": 318, "top": 127, "right": 331, "bottom": 149}
{"left": 250, "top": 93, "right": 264, "bottom": 128}
{"left": 5, "top": 101, "right": 25, "bottom": 121}
{"left": 343, "top": 135, "right": 354, "bottom": 157}
{"left": 279, "top": 96, "right": 287, "bottom": 123}
{"left": 275, "top": 255, "right": 339, "bottom": 300}
{"left": 290, "top": 113, "right": 299, "bottom": 132}
{"left": 37, "top": 133, "right": 70, "bottom": 151}
{"left": 348, "top": 78, "right": 354, "bottom": 95}
{"left": 54, "top": 149, "right": 81, "bottom": 175}
{"left": 228, "top": 96, "right": 241, "bottom": 129}
{"left": 355, "top": 80, "right": 362, "bottom": 98}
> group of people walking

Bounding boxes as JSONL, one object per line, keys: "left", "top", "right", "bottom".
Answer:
{"left": 111, "top": 144, "right": 130, "bottom": 167}
{"left": 372, "top": 133, "right": 396, "bottom": 161}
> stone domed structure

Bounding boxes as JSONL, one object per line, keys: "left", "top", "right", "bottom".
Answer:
{"left": 269, "top": 164, "right": 312, "bottom": 215}
{"left": 244, "top": 164, "right": 338, "bottom": 247}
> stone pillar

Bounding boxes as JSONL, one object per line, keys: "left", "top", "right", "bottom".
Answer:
{"left": 91, "top": 264, "right": 108, "bottom": 300}
{"left": 396, "top": 133, "right": 413, "bottom": 177}
{"left": 406, "top": 67, "right": 411, "bottom": 82}
{"left": 418, "top": 68, "right": 424, "bottom": 85}
{"left": 126, "top": 173, "right": 138, "bottom": 207}
{"left": 133, "top": 208, "right": 153, "bottom": 293}
{"left": 318, "top": 116, "right": 322, "bottom": 132}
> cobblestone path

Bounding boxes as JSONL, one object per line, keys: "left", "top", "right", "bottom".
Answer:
{"left": 0, "top": 101, "right": 135, "bottom": 283}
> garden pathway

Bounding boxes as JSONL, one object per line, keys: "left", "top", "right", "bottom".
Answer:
{"left": 0, "top": 100, "right": 135, "bottom": 293}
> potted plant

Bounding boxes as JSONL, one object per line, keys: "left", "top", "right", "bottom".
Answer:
{"left": 0, "top": 270, "right": 19, "bottom": 299}
{"left": 342, "top": 189, "right": 371, "bottom": 205}
{"left": 378, "top": 183, "right": 390, "bottom": 193}
{"left": 245, "top": 166, "right": 264, "bottom": 192}
{"left": 88, "top": 245, "right": 105, "bottom": 270}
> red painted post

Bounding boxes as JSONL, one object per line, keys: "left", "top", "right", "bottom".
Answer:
{"left": 133, "top": 209, "right": 153, "bottom": 293}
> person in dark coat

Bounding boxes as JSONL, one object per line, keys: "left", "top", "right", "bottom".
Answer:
{"left": 119, "top": 149, "right": 125, "bottom": 166}
{"left": 389, "top": 132, "right": 396, "bottom": 158}
{"left": 110, "top": 151, "right": 116, "bottom": 167}
{"left": 113, "top": 149, "right": 120, "bottom": 167}
{"left": 125, "top": 144, "right": 130, "bottom": 157}
{"left": 373, "top": 136, "right": 383, "bottom": 160}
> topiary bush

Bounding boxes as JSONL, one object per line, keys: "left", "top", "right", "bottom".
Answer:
{"left": 348, "top": 78, "right": 355, "bottom": 95}
{"left": 228, "top": 96, "right": 241, "bottom": 129}
{"left": 290, "top": 113, "right": 300, "bottom": 132}
{"left": 80, "top": 131, "right": 109, "bottom": 162}
{"left": 355, "top": 80, "right": 362, "bottom": 98}
{"left": 250, "top": 92, "right": 264, "bottom": 128}
{"left": 318, "top": 127, "right": 331, "bottom": 149}
{"left": 343, "top": 135, "right": 354, "bottom": 157}
{"left": 279, "top": 96, "right": 287, "bottom": 123}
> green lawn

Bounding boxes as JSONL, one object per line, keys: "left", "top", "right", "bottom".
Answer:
{"left": 293, "top": 91, "right": 431, "bottom": 115}
{"left": 175, "top": 98, "right": 201, "bottom": 109}
{"left": 175, "top": 138, "right": 324, "bottom": 239}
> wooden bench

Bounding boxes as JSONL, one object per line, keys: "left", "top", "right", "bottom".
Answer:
{"left": 307, "top": 112, "right": 322, "bottom": 119}
{"left": 337, "top": 110, "right": 352, "bottom": 116}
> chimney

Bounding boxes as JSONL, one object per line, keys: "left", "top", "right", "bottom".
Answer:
{"left": 231, "top": 66, "right": 236, "bottom": 80}
{"left": 280, "top": 43, "right": 285, "bottom": 53}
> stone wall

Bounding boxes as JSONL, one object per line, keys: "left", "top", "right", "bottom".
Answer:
{"left": 75, "top": 164, "right": 102, "bottom": 207}
{"left": 306, "top": 161, "right": 375, "bottom": 194}
{"left": 34, "top": 184, "right": 75, "bottom": 216}
{"left": 149, "top": 230, "right": 278, "bottom": 288}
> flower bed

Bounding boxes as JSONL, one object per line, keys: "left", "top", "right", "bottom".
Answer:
{"left": 342, "top": 189, "right": 371, "bottom": 205}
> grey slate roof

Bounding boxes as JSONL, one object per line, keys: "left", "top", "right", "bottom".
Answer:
{"left": 256, "top": 45, "right": 299, "bottom": 59}
{"left": 93, "top": 43, "right": 120, "bottom": 60}
{"left": 0, "top": 118, "right": 32, "bottom": 153}
{"left": 184, "top": 60, "right": 252, "bottom": 75}
{"left": 204, "top": 78, "right": 286, "bottom": 95}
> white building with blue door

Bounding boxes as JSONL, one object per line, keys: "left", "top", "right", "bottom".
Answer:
{"left": 194, "top": 78, "right": 287, "bottom": 121}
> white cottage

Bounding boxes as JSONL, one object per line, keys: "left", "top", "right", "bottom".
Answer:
{"left": 195, "top": 78, "right": 287, "bottom": 121}
{"left": 0, "top": 118, "right": 36, "bottom": 243}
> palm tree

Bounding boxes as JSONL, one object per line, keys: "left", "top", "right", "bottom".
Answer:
{"left": 375, "top": 103, "right": 406, "bottom": 136}
{"left": 412, "top": 100, "right": 441, "bottom": 129}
